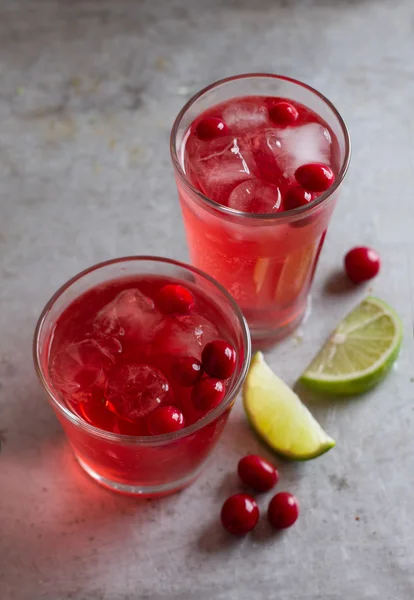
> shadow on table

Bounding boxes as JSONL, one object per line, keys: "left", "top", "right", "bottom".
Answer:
{"left": 1, "top": 381, "right": 65, "bottom": 458}
{"left": 0, "top": 456, "right": 147, "bottom": 596}
{"left": 294, "top": 379, "right": 369, "bottom": 406}
{"left": 323, "top": 269, "right": 356, "bottom": 295}
{"left": 197, "top": 519, "right": 247, "bottom": 554}
{"left": 196, "top": 501, "right": 286, "bottom": 555}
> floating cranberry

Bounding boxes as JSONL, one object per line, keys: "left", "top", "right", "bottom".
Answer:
{"left": 221, "top": 494, "right": 259, "bottom": 535}
{"left": 238, "top": 455, "right": 279, "bottom": 492}
{"left": 268, "top": 101, "right": 299, "bottom": 126}
{"left": 284, "top": 185, "right": 314, "bottom": 211}
{"left": 78, "top": 398, "right": 117, "bottom": 432}
{"left": 114, "top": 416, "right": 146, "bottom": 436}
{"left": 268, "top": 492, "right": 299, "bottom": 529}
{"left": 201, "top": 340, "right": 237, "bottom": 380}
{"left": 195, "top": 117, "right": 229, "bottom": 140}
{"left": 191, "top": 377, "right": 225, "bottom": 412}
{"left": 344, "top": 246, "right": 381, "bottom": 283}
{"left": 148, "top": 405, "right": 185, "bottom": 435}
{"left": 172, "top": 356, "right": 203, "bottom": 386}
{"left": 294, "top": 163, "right": 335, "bottom": 192}
{"left": 156, "top": 284, "right": 194, "bottom": 314}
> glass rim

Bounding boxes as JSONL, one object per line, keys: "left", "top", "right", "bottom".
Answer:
{"left": 33, "top": 255, "right": 252, "bottom": 446}
{"left": 170, "top": 72, "right": 351, "bottom": 221}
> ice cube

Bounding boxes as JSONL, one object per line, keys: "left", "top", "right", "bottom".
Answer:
{"left": 264, "top": 123, "right": 332, "bottom": 179}
{"left": 93, "top": 289, "right": 160, "bottom": 341}
{"left": 148, "top": 315, "right": 219, "bottom": 360}
{"left": 228, "top": 179, "right": 282, "bottom": 213}
{"left": 185, "top": 135, "right": 258, "bottom": 203}
{"left": 51, "top": 339, "right": 114, "bottom": 402}
{"left": 222, "top": 100, "right": 269, "bottom": 132}
{"left": 105, "top": 363, "right": 171, "bottom": 422}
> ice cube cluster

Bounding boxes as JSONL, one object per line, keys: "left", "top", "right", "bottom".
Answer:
{"left": 184, "top": 96, "right": 335, "bottom": 213}
{"left": 49, "top": 284, "right": 227, "bottom": 433}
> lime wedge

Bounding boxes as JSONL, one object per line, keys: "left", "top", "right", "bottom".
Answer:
{"left": 243, "top": 352, "right": 335, "bottom": 460}
{"left": 300, "top": 296, "right": 403, "bottom": 395}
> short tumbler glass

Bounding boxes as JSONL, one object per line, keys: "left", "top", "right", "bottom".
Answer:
{"left": 171, "top": 74, "right": 351, "bottom": 347}
{"left": 33, "top": 256, "right": 251, "bottom": 497}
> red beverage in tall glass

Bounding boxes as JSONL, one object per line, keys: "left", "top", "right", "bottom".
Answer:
{"left": 171, "top": 75, "right": 350, "bottom": 346}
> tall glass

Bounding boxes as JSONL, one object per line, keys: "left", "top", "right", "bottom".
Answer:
{"left": 171, "top": 74, "right": 351, "bottom": 346}
{"left": 33, "top": 257, "right": 251, "bottom": 497}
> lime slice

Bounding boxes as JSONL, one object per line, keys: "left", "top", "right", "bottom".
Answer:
{"left": 300, "top": 296, "right": 403, "bottom": 395}
{"left": 243, "top": 352, "right": 335, "bottom": 460}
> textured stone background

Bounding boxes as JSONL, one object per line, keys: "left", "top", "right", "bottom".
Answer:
{"left": 1, "top": 1, "right": 414, "bottom": 599}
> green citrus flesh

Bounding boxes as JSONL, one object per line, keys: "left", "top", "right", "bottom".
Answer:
{"left": 300, "top": 296, "right": 403, "bottom": 395}
{"left": 243, "top": 352, "right": 335, "bottom": 460}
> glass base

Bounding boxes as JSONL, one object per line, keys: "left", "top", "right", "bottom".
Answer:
{"left": 249, "top": 296, "right": 311, "bottom": 350}
{"left": 76, "top": 456, "right": 206, "bottom": 498}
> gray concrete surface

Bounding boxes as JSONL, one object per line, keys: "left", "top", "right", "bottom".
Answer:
{"left": 1, "top": 0, "right": 414, "bottom": 598}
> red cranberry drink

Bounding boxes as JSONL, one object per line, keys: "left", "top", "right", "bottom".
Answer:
{"left": 171, "top": 74, "right": 350, "bottom": 346}
{"left": 34, "top": 257, "right": 250, "bottom": 496}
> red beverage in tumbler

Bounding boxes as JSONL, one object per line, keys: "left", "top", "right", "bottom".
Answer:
{"left": 34, "top": 258, "right": 250, "bottom": 496}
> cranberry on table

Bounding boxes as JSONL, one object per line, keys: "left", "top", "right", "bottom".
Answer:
{"left": 221, "top": 494, "right": 260, "bottom": 535}
{"left": 156, "top": 284, "right": 194, "bottom": 314}
{"left": 284, "top": 185, "right": 315, "bottom": 211}
{"left": 268, "top": 492, "right": 300, "bottom": 529}
{"left": 148, "top": 405, "right": 185, "bottom": 435}
{"left": 191, "top": 377, "right": 225, "bottom": 412}
{"left": 268, "top": 101, "right": 299, "bottom": 126}
{"left": 172, "top": 356, "right": 203, "bottom": 386}
{"left": 201, "top": 340, "right": 237, "bottom": 380}
{"left": 195, "top": 117, "right": 229, "bottom": 140}
{"left": 238, "top": 455, "right": 279, "bottom": 492}
{"left": 344, "top": 246, "right": 381, "bottom": 283}
{"left": 294, "top": 163, "right": 335, "bottom": 192}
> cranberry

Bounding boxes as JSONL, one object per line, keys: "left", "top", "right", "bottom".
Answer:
{"left": 191, "top": 377, "right": 225, "bottom": 412}
{"left": 294, "top": 163, "right": 335, "bottom": 192}
{"left": 284, "top": 185, "right": 314, "bottom": 211}
{"left": 156, "top": 284, "right": 194, "bottom": 314}
{"left": 148, "top": 405, "right": 185, "bottom": 435}
{"left": 238, "top": 455, "right": 279, "bottom": 492}
{"left": 172, "top": 356, "right": 203, "bottom": 386}
{"left": 221, "top": 494, "right": 259, "bottom": 535}
{"left": 195, "top": 117, "right": 229, "bottom": 140}
{"left": 114, "top": 416, "right": 146, "bottom": 436}
{"left": 201, "top": 340, "right": 237, "bottom": 380}
{"left": 268, "top": 101, "right": 299, "bottom": 126}
{"left": 268, "top": 492, "right": 299, "bottom": 529}
{"left": 344, "top": 246, "right": 381, "bottom": 283}
{"left": 78, "top": 398, "right": 117, "bottom": 432}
